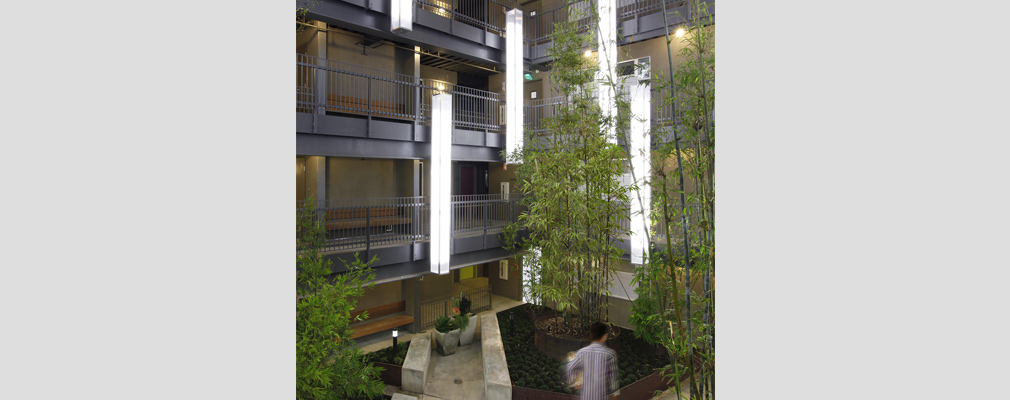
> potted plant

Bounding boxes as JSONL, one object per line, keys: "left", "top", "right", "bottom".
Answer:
{"left": 454, "top": 295, "right": 478, "bottom": 346}
{"left": 433, "top": 315, "right": 460, "bottom": 356}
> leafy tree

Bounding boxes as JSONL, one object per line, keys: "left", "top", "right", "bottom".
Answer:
{"left": 628, "top": 1, "right": 715, "bottom": 398}
{"left": 504, "top": 6, "right": 631, "bottom": 337}
{"left": 296, "top": 196, "right": 384, "bottom": 400}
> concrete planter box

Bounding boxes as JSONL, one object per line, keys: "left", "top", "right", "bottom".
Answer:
{"left": 459, "top": 315, "right": 478, "bottom": 346}
{"left": 434, "top": 329, "right": 460, "bottom": 356}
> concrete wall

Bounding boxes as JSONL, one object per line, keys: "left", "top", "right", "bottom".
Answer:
{"left": 489, "top": 258, "right": 521, "bottom": 301}
{"left": 326, "top": 157, "right": 413, "bottom": 200}
{"left": 356, "top": 280, "right": 404, "bottom": 310}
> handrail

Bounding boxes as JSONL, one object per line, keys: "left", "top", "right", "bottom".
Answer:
{"left": 296, "top": 195, "right": 524, "bottom": 254}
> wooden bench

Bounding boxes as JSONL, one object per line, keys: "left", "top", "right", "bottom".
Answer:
{"left": 324, "top": 206, "right": 412, "bottom": 231}
{"left": 348, "top": 300, "right": 415, "bottom": 339}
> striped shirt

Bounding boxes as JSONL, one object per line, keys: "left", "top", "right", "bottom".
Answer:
{"left": 566, "top": 342, "right": 618, "bottom": 400}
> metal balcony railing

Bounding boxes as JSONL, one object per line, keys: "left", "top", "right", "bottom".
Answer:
{"left": 296, "top": 194, "right": 524, "bottom": 254}
{"left": 450, "top": 193, "right": 523, "bottom": 238}
{"left": 418, "top": 284, "right": 492, "bottom": 330}
{"left": 527, "top": 0, "right": 596, "bottom": 46}
{"left": 524, "top": 95, "right": 566, "bottom": 135}
{"left": 297, "top": 54, "right": 505, "bottom": 132}
{"left": 297, "top": 196, "right": 429, "bottom": 254}
{"left": 415, "top": 0, "right": 511, "bottom": 36}
{"left": 522, "top": 89, "right": 676, "bottom": 135}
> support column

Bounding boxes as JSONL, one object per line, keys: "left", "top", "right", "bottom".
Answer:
{"left": 305, "top": 156, "right": 327, "bottom": 207}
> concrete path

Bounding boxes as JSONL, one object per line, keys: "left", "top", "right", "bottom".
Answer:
{"left": 422, "top": 338, "right": 485, "bottom": 399}
{"left": 371, "top": 295, "right": 525, "bottom": 400}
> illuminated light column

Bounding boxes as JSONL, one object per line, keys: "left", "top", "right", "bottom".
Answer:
{"left": 597, "top": 0, "right": 617, "bottom": 143}
{"left": 629, "top": 78, "right": 651, "bottom": 264}
{"left": 391, "top": 0, "right": 413, "bottom": 33}
{"left": 430, "top": 93, "right": 452, "bottom": 275}
{"left": 505, "top": 8, "right": 524, "bottom": 162}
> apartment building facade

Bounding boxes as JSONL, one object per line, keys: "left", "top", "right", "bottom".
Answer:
{"left": 295, "top": 0, "right": 714, "bottom": 335}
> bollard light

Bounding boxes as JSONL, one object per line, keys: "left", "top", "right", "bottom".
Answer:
{"left": 392, "top": 329, "right": 399, "bottom": 348}
{"left": 510, "top": 311, "right": 514, "bottom": 332}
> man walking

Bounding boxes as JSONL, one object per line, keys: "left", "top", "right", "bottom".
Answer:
{"left": 566, "top": 322, "right": 619, "bottom": 400}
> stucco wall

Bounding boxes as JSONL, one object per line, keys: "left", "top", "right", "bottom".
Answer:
{"left": 355, "top": 280, "right": 404, "bottom": 310}
{"left": 419, "top": 272, "right": 454, "bottom": 301}
{"left": 326, "top": 157, "right": 413, "bottom": 200}
{"left": 421, "top": 65, "right": 457, "bottom": 88}
{"left": 488, "top": 162, "right": 517, "bottom": 195}
{"left": 489, "top": 258, "right": 521, "bottom": 301}
{"left": 296, "top": 157, "right": 306, "bottom": 202}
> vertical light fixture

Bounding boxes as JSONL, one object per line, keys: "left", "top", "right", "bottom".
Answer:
{"left": 430, "top": 93, "right": 452, "bottom": 275}
{"left": 629, "top": 78, "right": 651, "bottom": 265}
{"left": 597, "top": 0, "right": 617, "bottom": 143}
{"left": 392, "top": 329, "right": 399, "bottom": 348}
{"left": 505, "top": 8, "right": 524, "bottom": 163}
{"left": 391, "top": 0, "right": 413, "bottom": 33}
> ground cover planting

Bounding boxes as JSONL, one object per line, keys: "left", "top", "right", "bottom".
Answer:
{"left": 498, "top": 304, "right": 669, "bottom": 394}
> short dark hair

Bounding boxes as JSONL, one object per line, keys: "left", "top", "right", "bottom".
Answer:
{"left": 589, "top": 322, "right": 608, "bottom": 341}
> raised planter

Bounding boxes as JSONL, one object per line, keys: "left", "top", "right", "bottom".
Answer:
{"left": 434, "top": 329, "right": 460, "bottom": 356}
{"left": 533, "top": 314, "right": 621, "bottom": 361}
{"left": 373, "top": 361, "right": 402, "bottom": 387}
{"left": 459, "top": 315, "right": 478, "bottom": 346}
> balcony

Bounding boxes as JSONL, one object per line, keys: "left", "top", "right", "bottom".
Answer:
{"left": 299, "top": 55, "right": 678, "bottom": 144}
{"left": 307, "top": 0, "right": 713, "bottom": 68}
{"left": 297, "top": 194, "right": 524, "bottom": 256}
{"left": 297, "top": 53, "right": 505, "bottom": 134}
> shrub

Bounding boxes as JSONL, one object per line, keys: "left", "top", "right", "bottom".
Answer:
{"left": 435, "top": 315, "right": 454, "bottom": 333}
{"left": 453, "top": 312, "right": 470, "bottom": 332}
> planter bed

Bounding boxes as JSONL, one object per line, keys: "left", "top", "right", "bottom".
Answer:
{"left": 497, "top": 304, "right": 674, "bottom": 397}
{"left": 363, "top": 341, "right": 410, "bottom": 387}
